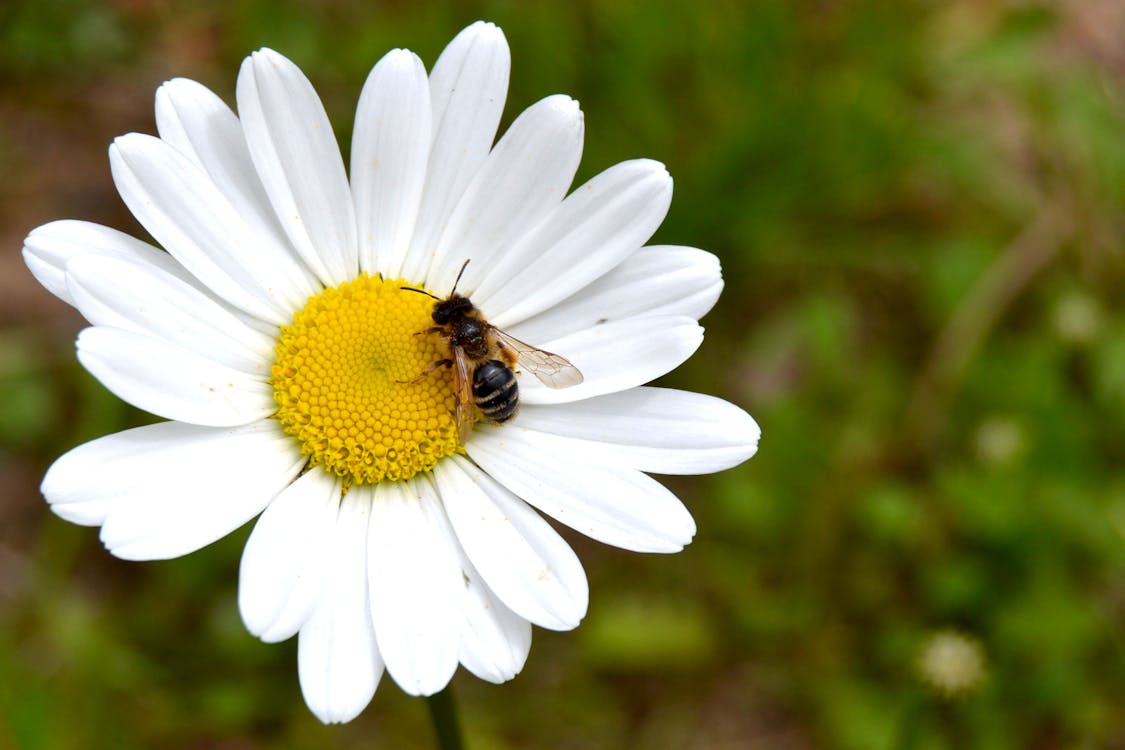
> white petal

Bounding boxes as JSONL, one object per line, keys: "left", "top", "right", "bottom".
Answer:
{"left": 154, "top": 77, "right": 319, "bottom": 299}
{"left": 67, "top": 254, "right": 274, "bottom": 373}
{"left": 239, "top": 469, "right": 342, "bottom": 643}
{"left": 350, "top": 49, "right": 431, "bottom": 277}
{"left": 76, "top": 327, "right": 275, "bottom": 427}
{"left": 237, "top": 48, "right": 358, "bottom": 286}
{"left": 434, "top": 456, "right": 588, "bottom": 631}
{"left": 400, "top": 21, "right": 510, "bottom": 282}
{"left": 510, "top": 245, "right": 723, "bottom": 344}
{"left": 517, "top": 316, "right": 703, "bottom": 405}
{"left": 298, "top": 490, "right": 383, "bottom": 724}
{"left": 457, "top": 552, "right": 532, "bottom": 684}
{"left": 426, "top": 95, "right": 584, "bottom": 295}
{"left": 40, "top": 421, "right": 234, "bottom": 527}
{"left": 109, "top": 133, "right": 307, "bottom": 325}
{"left": 467, "top": 430, "right": 696, "bottom": 553}
{"left": 511, "top": 387, "right": 760, "bottom": 475}
{"left": 476, "top": 159, "right": 672, "bottom": 326}
{"left": 367, "top": 479, "right": 462, "bottom": 696}
{"left": 41, "top": 420, "right": 303, "bottom": 559}
{"left": 23, "top": 220, "right": 189, "bottom": 307}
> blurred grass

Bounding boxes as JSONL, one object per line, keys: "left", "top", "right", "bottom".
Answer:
{"left": 1, "top": 0, "right": 1124, "bottom": 748}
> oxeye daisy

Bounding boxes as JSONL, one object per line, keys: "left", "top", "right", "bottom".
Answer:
{"left": 23, "top": 21, "right": 760, "bottom": 724}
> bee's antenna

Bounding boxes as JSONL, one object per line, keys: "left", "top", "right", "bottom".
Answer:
{"left": 450, "top": 259, "right": 471, "bottom": 296}
{"left": 400, "top": 286, "right": 440, "bottom": 300}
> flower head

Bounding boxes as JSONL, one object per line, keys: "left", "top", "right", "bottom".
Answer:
{"left": 916, "top": 629, "right": 987, "bottom": 699}
{"left": 24, "top": 21, "right": 760, "bottom": 723}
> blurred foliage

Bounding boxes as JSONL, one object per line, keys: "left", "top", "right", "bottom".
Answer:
{"left": 1, "top": 0, "right": 1124, "bottom": 748}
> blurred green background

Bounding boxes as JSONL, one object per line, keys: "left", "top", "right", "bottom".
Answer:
{"left": 1, "top": 0, "right": 1124, "bottom": 748}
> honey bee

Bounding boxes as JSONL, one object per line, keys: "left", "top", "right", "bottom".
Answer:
{"left": 403, "top": 260, "right": 584, "bottom": 441}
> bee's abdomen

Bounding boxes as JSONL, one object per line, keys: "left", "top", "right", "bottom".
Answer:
{"left": 472, "top": 360, "right": 519, "bottom": 423}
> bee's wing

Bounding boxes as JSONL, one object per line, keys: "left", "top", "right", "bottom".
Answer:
{"left": 493, "top": 329, "right": 584, "bottom": 389}
{"left": 451, "top": 345, "right": 475, "bottom": 443}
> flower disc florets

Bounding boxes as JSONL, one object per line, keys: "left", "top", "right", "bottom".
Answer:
{"left": 271, "top": 275, "right": 460, "bottom": 484}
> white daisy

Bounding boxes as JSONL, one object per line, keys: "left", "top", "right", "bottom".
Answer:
{"left": 23, "top": 21, "right": 760, "bottom": 723}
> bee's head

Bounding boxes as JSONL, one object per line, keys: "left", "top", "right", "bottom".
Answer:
{"left": 432, "top": 295, "right": 474, "bottom": 324}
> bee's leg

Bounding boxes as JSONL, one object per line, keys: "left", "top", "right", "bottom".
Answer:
{"left": 414, "top": 326, "right": 445, "bottom": 336}
{"left": 397, "top": 359, "right": 452, "bottom": 384}
{"left": 497, "top": 340, "right": 520, "bottom": 369}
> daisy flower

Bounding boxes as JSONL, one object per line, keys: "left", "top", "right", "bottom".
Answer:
{"left": 23, "top": 21, "right": 760, "bottom": 723}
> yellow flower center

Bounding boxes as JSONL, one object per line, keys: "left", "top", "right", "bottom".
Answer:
{"left": 270, "top": 275, "right": 460, "bottom": 485}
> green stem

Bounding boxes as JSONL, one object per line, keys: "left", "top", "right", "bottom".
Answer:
{"left": 893, "top": 691, "right": 926, "bottom": 750}
{"left": 425, "top": 685, "right": 465, "bottom": 750}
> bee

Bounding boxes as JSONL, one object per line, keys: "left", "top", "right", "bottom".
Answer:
{"left": 403, "top": 260, "right": 583, "bottom": 442}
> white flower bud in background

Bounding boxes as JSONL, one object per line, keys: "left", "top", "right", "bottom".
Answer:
{"left": 916, "top": 629, "right": 987, "bottom": 699}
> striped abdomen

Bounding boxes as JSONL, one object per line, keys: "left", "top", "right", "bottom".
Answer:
{"left": 472, "top": 360, "right": 519, "bottom": 423}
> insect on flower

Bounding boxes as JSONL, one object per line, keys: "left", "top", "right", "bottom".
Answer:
{"left": 22, "top": 20, "right": 761, "bottom": 724}
{"left": 403, "top": 259, "right": 584, "bottom": 442}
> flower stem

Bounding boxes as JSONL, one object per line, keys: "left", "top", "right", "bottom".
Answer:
{"left": 893, "top": 691, "right": 925, "bottom": 750}
{"left": 425, "top": 685, "right": 465, "bottom": 750}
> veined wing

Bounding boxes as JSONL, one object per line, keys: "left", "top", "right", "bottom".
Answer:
{"left": 450, "top": 345, "right": 475, "bottom": 442}
{"left": 493, "top": 328, "right": 583, "bottom": 389}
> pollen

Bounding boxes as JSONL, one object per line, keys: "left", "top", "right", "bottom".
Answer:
{"left": 270, "top": 275, "right": 460, "bottom": 485}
